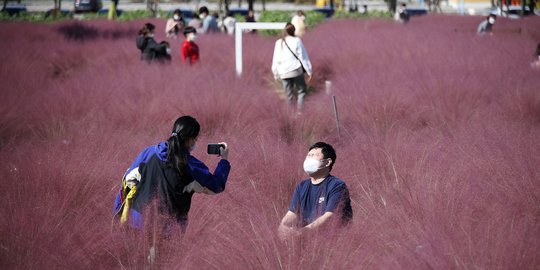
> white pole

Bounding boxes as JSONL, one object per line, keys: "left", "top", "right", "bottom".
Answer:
{"left": 235, "top": 25, "right": 243, "bottom": 76}
{"left": 332, "top": 95, "right": 340, "bottom": 137}
{"left": 234, "top": 22, "right": 287, "bottom": 77}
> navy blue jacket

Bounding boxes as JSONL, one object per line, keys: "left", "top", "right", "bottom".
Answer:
{"left": 113, "top": 141, "right": 230, "bottom": 229}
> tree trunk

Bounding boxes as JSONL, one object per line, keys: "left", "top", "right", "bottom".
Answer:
{"left": 248, "top": 0, "right": 254, "bottom": 11}
{"left": 147, "top": 0, "right": 158, "bottom": 17}
{"left": 389, "top": 0, "right": 397, "bottom": 13}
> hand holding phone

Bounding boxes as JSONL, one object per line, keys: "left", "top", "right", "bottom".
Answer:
{"left": 207, "top": 143, "right": 228, "bottom": 160}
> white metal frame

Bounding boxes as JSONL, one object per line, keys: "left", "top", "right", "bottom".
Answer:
{"left": 235, "top": 22, "right": 287, "bottom": 76}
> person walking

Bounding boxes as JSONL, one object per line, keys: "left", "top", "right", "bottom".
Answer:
{"left": 271, "top": 23, "right": 313, "bottom": 115}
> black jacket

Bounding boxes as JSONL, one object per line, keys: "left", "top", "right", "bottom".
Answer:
{"left": 136, "top": 35, "right": 169, "bottom": 63}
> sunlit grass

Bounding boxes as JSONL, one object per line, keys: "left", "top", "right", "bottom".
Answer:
{"left": 0, "top": 15, "right": 539, "bottom": 269}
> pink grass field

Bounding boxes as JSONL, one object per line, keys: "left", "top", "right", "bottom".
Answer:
{"left": 0, "top": 14, "right": 539, "bottom": 269}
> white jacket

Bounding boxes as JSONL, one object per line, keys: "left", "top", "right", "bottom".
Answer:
{"left": 272, "top": 36, "right": 312, "bottom": 78}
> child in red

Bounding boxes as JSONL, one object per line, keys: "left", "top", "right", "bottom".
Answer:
{"left": 181, "top": 27, "right": 199, "bottom": 64}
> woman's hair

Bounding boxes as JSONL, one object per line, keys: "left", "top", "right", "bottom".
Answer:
{"left": 536, "top": 43, "right": 540, "bottom": 57}
{"left": 282, "top": 22, "right": 296, "bottom": 39}
{"left": 138, "top": 22, "right": 156, "bottom": 36}
{"left": 167, "top": 116, "right": 200, "bottom": 176}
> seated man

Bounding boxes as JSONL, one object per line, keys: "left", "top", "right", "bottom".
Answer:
{"left": 278, "top": 142, "right": 353, "bottom": 239}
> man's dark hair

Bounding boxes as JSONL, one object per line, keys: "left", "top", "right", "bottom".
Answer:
{"left": 199, "top": 6, "right": 209, "bottom": 15}
{"left": 309, "top": 142, "right": 336, "bottom": 171}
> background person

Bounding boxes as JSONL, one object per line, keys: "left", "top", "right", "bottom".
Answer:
{"left": 271, "top": 23, "right": 313, "bottom": 115}
{"left": 165, "top": 9, "right": 185, "bottom": 38}
{"left": 244, "top": 10, "right": 257, "bottom": 34}
{"left": 181, "top": 27, "right": 199, "bottom": 64}
{"left": 278, "top": 142, "right": 353, "bottom": 240}
{"left": 477, "top": 14, "right": 496, "bottom": 35}
{"left": 395, "top": 3, "right": 409, "bottom": 23}
{"left": 136, "top": 23, "right": 171, "bottom": 63}
{"left": 108, "top": 0, "right": 118, "bottom": 20}
{"left": 222, "top": 11, "right": 236, "bottom": 35}
{"left": 188, "top": 12, "right": 202, "bottom": 32}
{"left": 291, "top": 10, "right": 306, "bottom": 37}
{"left": 199, "top": 6, "right": 219, "bottom": 33}
{"left": 113, "top": 115, "right": 231, "bottom": 234}
{"left": 532, "top": 43, "right": 540, "bottom": 69}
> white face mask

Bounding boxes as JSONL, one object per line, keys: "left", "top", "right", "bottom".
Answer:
{"left": 166, "top": 48, "right": 171, "bottom": 55}
{"left": 148, "top": 33, "right": 154, "bottom": 38}
{"left": 488, "top": 18, "right": 495, "bottom": 24}
{"left": 303, "top": 158, "right": 325, "bottom": 175}
{"left": 188, "top": 33, "right": 197, "bottom": 41}
{"left": 200, "top": 14, "right": 206, "bottom": 19}
{"left": 173, "top": 15, "right": 180, "bottom": 21}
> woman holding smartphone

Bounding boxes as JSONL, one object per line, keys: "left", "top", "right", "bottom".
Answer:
{"left": 113, "top": 115, "right": 230, "bottom": 234}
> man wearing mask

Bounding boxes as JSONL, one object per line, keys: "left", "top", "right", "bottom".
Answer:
{"left": 199, "top": 6, "right": 219, "bottom": 33}
{"left": 278, "top": 142, "right": 353, "bottom": 240}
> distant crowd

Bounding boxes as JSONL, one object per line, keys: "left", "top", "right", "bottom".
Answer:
{"left": 135, "top": 7, "right": 309, "bottom": 66}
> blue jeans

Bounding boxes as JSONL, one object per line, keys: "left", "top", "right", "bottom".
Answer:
{"left": 281, "top": 74, "right": 307, "bottom": 112}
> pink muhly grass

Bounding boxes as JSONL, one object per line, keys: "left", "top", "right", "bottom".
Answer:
{"left": 0, "top": 15, "right": 539, "bottom": 269}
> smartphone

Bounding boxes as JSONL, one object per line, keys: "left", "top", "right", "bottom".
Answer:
{"left": 207, "top": 144, "right": 225, "bottom": 155}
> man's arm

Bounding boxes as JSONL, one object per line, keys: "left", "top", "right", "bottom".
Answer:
{"left": 278, "top": 211, "right": 300, "bottom": 240}
{"left": 304, "top": 211, "right": 334, "bottom": 230}
{"left": 280, "top": 211, "right": 298, "bottom": 227}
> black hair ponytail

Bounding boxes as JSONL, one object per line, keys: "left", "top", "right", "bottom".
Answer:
{"left": 167, "top": 116, "right": 200, "bottom": 176}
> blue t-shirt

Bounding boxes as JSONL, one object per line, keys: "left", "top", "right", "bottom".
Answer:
{"left": 289, "top": 175, "right": 353, "bottom": 227}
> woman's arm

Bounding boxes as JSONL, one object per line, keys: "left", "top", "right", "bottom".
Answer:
{"left": 296, "top": 39, "right": 312, "bottom": 76}
{"left": 186, "top": 155, "right": 231, "bottom": 193}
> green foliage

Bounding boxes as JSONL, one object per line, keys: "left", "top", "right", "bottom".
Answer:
{"left": 82, "top": 10, "right": 157, "bottom": 21}
{"left": 0, "top": 8, "right": 390, "bottom": 24}
{"left": 304, "top": 10, "right": 326, "bottom": 28}
{"left": 118, "top": 10, "right": 156, "bottom": 21}
{"left": 257, "top": 10, "right": 327, "bottom": 37}
{"left": 0, "top": 9, "right": 162, "bottom": 22}
{"left": 333, "top": 10, "right": 392, "bottom": 19}
{"left": 234, "top": 14, "right": 246, "bottom": 23}
{"left": 258, "top": 10, "right": 292, "bottom": 36}
{"left": 0, "top": 11, "right": 72, "bottom": 23}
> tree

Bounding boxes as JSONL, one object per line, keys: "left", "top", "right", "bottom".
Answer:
{"left": 219, "top": 0, "right": 231, "bottom": 13}
{"left": 147, "top": 0, "right": 158, "bottom": 17}
{"left": 52, "top": 0, "right": 62, "bottom": 16}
